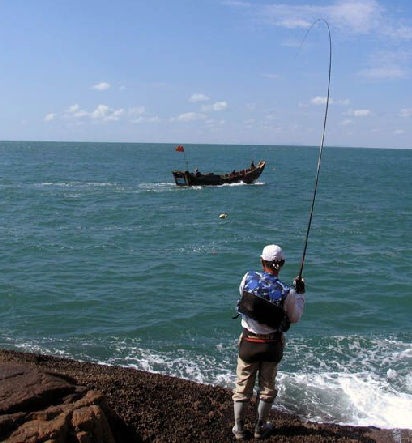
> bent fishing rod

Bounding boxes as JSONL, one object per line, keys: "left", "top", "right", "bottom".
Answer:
{"left": 298, "top": 19, "right": 332, "bottom": 281}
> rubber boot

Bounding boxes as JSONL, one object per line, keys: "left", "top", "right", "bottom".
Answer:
{"left": 254, "top": 399, "right": 275, "bottom": 439}
{"left": 232, "top": 401, "right": 247, "bottom": 440}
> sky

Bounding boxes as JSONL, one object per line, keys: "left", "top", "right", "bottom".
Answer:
{"left": 0, "top": 0, "right": 411, "bottom": 149}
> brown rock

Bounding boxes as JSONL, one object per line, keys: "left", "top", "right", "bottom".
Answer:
{"left": 0, "top": 363, "right": 75, "bottom": 415}
{"left": 72, "top": 404, "right": 115, "bottom": 443}
{"left": 0, "top": 363, "right": 118, "bottom": 442}
{"left": 6, "top": 409, "right": 70, "bottom": 442}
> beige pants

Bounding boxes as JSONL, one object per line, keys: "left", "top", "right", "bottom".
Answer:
{"left": 232, "top": 356, "right": 278, "bottom": 403}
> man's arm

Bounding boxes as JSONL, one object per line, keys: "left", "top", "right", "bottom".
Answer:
{"left": 284, "top": 289, "right": 305, "bottom": 323}
{"left": 239, "top": 272, "right": 248, "bottom": 295}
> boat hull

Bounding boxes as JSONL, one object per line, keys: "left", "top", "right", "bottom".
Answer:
{"left": 172, "top": 161, "right": 265, "bottom": 186}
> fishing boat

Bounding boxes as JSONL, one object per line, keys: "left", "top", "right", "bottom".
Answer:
{"left": 172, "top": 161, "right": 265, "bottom": 186}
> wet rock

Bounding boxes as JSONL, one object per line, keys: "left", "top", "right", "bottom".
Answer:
{"left": 0, "top": 363, "right": 117, "bottom": 442}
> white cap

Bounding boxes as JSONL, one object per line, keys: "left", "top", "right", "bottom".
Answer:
{"left": 260, "top": 244, "right": 285, "bottom": 262}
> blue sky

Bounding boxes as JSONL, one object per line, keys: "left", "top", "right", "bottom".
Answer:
{"left": 0, "top": 0, "right": 411, "bottom": 148}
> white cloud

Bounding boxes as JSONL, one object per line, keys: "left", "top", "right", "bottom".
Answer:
{"left": 258, "top": 3, "right": 314, "bottom": 28}
{"left": 231, "top": 0, "right": 412, "bottom": 41}
{"left": 174, "top": 112, "right": 207, "bottom": 122}
{"left": 359, "top": 67, "right": 407, "bottom": 79}
{"left": 347, "top": 109, "right": 371, "bottom": 116}
{"left": 65, "top": 104, "right": 124, "bottom": 121}
{"left": 91, "top": 105, "right": 124, "bottom": 121}
{"left": 327, "top": 0, "right": 382, "bottom": 34}
{"left": 131, "top": 115, "right": 160, "bottom": 124}
{"left": 129, "top": 106, "right": 146, "bottom": 116}
{"left": 336, "top": 98, "right": 350, "bottom": 106}
{"left": 223, "top": 1, "right": 251, "bottom": 7}
{"left": 311, "top": 96, "right": 328, "bottom": 105}
{"left": 341, "top": 119, "right": 353, "bottom": 125}
{"left": 259, "top": 0, "right": 383, "bottom": 33}
{"left": 189, "top": 93, "right": 210, "bottom": 103}
{"left": 280, "top": 18, "right": 313, "bottom": 29}
{"left": 91, "top": 105, "right": 109, "bottom": 119}
{"left": 61, "top": 102, "right": 163, "bottom": 124}
{"left": 359, "top": 49, "right": 411, "bottom": 80}
{"left": 52, "top": 103, "right": 162, "bottom": 125}
{"left": 201, "top": 101, "right": 228, "bottom": 111}
{"left": 128, "top": 106, "right": 160, "bottom": 123}
{"left": 390, "top": 25, "right": 412, "bottom": 40}
{"left": 145, "top": 116, "right": 160, "bottom": 123}
{"left": 66, "top": 104, "right": 89, "bottom": 118}
{"left": 394, "top": 129, "right": 405, "bottom": 135}
{"left": 91, "top": 82, "right": 111, "bottom": 90}
{"left": 311, "top": 96, "right": 350, "bottom": 106}
{"left": 400, "top": 108, "right": 412, "bottom": 118}
{"left": 44, "top": 113, "right": 55, "bottom": 122}
{"left": 204, "top": 118, "right": 226, "bottom": 128}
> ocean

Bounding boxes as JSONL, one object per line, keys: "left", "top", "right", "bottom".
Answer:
{"left": 0, "top": 141, "right": 411, "bottom": 429}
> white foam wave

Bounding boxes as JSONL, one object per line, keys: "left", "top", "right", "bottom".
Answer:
{"left": 279, "top": 335, "right": 412, "bottom": 429}
{"left": 219, "top": 182, "right": 248, "bottom": 187}
{"left": 137, "top": 182, "right": 176, "bottom": 192}
{"left": 35, "top": 182, "right": 122, "bottom": 189}
{"left": 212, "top": 181, "right": 265, "bottom": 188}
{"left": 133, "top": 181, "right": 265, "bottom": 191}
{"left": 1, "top": 334, "right": 235, "bottom": 387}
{"left": 107, "top": 339, "right": 236, "bottom": 386}
{"left": 3, "top": 334, "right": 411, "bottom": 429}
{"left": 277, "top": 370, "right": 412, "bottom": 429}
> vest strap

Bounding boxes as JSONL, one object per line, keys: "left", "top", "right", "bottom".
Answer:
{"left": 243, "top": 337, "right": 277, "bottom": 343}
{"left": 243, "top": 328, "right": 281, "bottom": 341}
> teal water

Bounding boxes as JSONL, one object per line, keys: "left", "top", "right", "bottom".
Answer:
{"left": 0, "top": 141, "right": 411, "bottom": 428}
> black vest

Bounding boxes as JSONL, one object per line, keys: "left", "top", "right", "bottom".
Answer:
{"left": 237, "top": 291, "right": 290, "bottom": 332}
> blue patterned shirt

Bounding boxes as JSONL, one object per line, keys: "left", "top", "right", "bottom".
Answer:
{"left": 238, "top": 271, "right": 294, "bottom": 334}
{"left": 242, "top": 271, "right": 291, "bottom": 305}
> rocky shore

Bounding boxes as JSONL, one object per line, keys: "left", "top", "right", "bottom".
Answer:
{"left": 0, "top": 348, "right": 410, "bottom": 442}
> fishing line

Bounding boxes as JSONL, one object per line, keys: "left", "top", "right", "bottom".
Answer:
{"left": 298, "top": 19, "right": 332, "bottom": 280}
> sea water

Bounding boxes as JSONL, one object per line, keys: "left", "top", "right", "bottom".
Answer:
{"left": 0, "top": 141, "right": 411, "bottom": 429}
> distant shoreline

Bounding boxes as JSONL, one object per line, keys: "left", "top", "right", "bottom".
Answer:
{"left": 1, "top": 348, "right": 410, "bottom": 442}
{"left": 0, "top": 140, "right": 411, "bottom": 150}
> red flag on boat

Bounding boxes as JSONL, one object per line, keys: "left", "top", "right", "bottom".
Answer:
{"left": 175, "top": 145, "right": 184, "bottom": 152}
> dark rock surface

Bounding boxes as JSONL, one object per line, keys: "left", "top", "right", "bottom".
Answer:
{"left": 1, "top": 348, "right": 410, "bottom": 442}
{"left": 0, "top": 362, "right": 124, "bottom": 442}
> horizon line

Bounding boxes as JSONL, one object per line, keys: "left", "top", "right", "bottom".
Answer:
{"left": 0, "top": 139, "right": 410, "bottom": 151}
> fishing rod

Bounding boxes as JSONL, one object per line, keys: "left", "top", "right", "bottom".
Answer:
{"left": 298, "top": 19, "right": 332, "bottom": 281}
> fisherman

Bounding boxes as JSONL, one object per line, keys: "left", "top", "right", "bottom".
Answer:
{"left": 232, "top": 244, "right": 305, "bottom": 440}
{"left": 250, "top": 161, "right": 255, "bottom": 169}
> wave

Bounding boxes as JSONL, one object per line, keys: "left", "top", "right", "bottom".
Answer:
{"left": 138, "top": 181, "right": 266, "bottom": 191}
{"left": 35, "top": 182, "right": 124, "bottom": 189}
{"left": 219, "top": 181, "right": 265, "bottom": 187}
{"left": 2, "top": 181, "right": 266, "bottom": 194}
{"left": 277, "top": 370, "right": 411, "bottom": 429}
{"left": 1, "top": 333, "right": 410, "bottom": 429}
{"left": 279, "top": 335, "right": 412, "bottom": 429}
